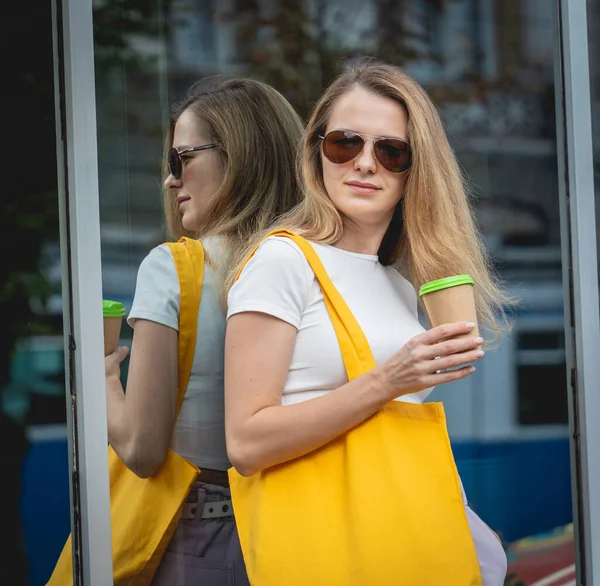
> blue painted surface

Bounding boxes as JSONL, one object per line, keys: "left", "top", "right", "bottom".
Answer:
{"left": 21, "top": 435, "right": 573, "bottom": 584}
{"left": 453, "top": 437, "right": 573, "bottom": 543}
{"left": 21, "top": 440, "right": 71, "bottom": 586}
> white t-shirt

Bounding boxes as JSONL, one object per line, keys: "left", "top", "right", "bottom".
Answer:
{"left": 226, "top": 235, "right": 507, "bottom": 585}
{"left": 227, "top": 235, "right": 433, "bottom": 404}
{"left": 128, "top": 237, "right": 230, "bottom": 471}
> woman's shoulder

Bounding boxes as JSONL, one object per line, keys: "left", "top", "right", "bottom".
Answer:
{"left": 129, "top": 244, "right": 179, "bottom": 329}
{"left": 149, "top": 238, "right": 223, "bottom": 274}
{"left": 257, "top": 234, "right": 308, "bottom": 259}
{"left": 238, "top": 234, "right": 312, "bottom": 276}
{"left": 227, "top": 234, "right": 313, "bottom": 325}
{"left": 139, "top": 243, "right": 176, "bottom": 274}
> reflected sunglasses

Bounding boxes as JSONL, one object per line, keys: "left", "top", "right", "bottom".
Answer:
{"left": 319, "top": 130, "right": 412, "bottom": 174}
{"left": 168, "top": 144, "right": 219, "bottom": 180}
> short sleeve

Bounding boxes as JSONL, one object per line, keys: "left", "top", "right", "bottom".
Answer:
{"left": 226, "top": 237, "right": 311, "bottom": 329}
{"left": 128, "top": 245, "right": 180, "bottom": 331}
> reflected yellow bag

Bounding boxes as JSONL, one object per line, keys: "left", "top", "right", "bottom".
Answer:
{"left": 47, "top": 237, "right": 204, "bottom": 586}
{"left": 229, "top": 230, "right": 483, "bottom": 586}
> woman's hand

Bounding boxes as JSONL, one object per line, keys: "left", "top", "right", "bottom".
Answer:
{"left": 377, "top": 321, "right": 483, "bottom": 401}
{"left": 105, "top": 346, "right": 129, "bottom": 383}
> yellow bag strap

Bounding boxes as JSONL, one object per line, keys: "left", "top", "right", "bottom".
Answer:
{"left": 236, "top": 229, "right": 376, "bottom": 381}
{"left": 165, "top": 237, "right": 204, "bottom": 419}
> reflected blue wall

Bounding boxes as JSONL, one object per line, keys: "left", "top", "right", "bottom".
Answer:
{"left": 21, "top": 435, "right": 573, "bottom": 585}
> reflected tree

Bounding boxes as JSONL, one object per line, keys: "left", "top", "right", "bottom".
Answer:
{"left": 227, "top": 0, "right": 447, "bottom": 118}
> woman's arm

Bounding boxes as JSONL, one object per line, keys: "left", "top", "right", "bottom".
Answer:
{"left": 225, "top": 313, "right": 483, "bottom": 477}
{"left": 105, "top": 319, "right": 178, "bottom": 478}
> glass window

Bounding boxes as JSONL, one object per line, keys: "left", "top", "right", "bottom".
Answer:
{"left": 28, "top": 0, "right": 600, "bottom": 584}
{"left": 91, "top": 0, "right": 575, "bottom": 579}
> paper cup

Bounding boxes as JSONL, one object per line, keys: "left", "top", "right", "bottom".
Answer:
{"left": 102, "top": 300, "right": 126, "bottom": 356}
{"left": 418, "top": 275, "right": 479, "bottom": 340}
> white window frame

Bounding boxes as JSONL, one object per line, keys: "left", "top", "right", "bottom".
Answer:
{"left": 554, "top": 0, "right": 600, "bottom": 583}
{"left": 52, "top": 0, "right": 113, "bottom": 582}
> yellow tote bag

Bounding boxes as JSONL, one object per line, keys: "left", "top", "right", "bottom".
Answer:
{"left": 48, "top": 237, "right": 204, "bottom": 586}
{"left": 228, "top": 230, "right": 483, "bottom": 586}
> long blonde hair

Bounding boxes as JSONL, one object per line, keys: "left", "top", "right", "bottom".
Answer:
{"left": 163, "top": 76, "right": 304, "bottom": 302}
{"left": 228, "top": 59, "right": 514, "bottom": 337}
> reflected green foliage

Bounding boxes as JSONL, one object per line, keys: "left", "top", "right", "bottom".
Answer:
{"left": 93, "top": 0, "right": 174, "bottom": 72}
{"left": 2, "top": 2, "right": 60, "bottom": 395}
{"left": 231, "top": 0, "right": 444, "bottom": 119}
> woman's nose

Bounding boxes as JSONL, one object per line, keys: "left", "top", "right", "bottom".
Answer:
{"left": 164, "top": 173, "right": 181, "bottom": 189}
{"left": 353, "top": 140, "right": 377, "bottom": 173}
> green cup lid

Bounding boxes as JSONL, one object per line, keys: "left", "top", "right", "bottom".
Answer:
{"left": 419, "top": 274, "right": 475, "bottom": 297}
{"left": 102, "top": 299, "right": 126, "bottom": 317}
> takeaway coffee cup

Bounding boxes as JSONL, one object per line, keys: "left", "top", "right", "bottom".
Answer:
{"left": 103, "top": 300, "right": 126, "bottom": 356}
{"left": 418, "top": 274, "right": 479, "bottom": 340}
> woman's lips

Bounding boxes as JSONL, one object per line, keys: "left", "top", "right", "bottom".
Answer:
{"left": 346, "top": 181, "right": 380, "bottom": 195}
{"left": 177, "top": 196, "right": 191, "bottom": 209}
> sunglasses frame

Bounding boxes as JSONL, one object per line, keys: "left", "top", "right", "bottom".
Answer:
{"left": 319, "top": 130, "right": 412, "bottom": 174}
{"left": 168, "top": 143, "right": 219, "bottom": 180}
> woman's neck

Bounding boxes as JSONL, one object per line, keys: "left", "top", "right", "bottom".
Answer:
{"left": 332, "top": 220, "right": 389, "bottom": 256}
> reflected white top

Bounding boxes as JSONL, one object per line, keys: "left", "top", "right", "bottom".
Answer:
{"left": 128, "top": 237, "right": 230, "bottom": 471}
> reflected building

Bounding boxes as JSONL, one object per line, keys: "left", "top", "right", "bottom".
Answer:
{"left": 2, "top": 1, "right": 599, "bottom": 584}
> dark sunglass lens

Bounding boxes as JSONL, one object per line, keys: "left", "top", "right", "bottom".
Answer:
{"left": 375, "top": 139, "right": 411, "bottom": 173}
{"left": 168, "top": 148, "right": 181, "bottom": 179}
{"left": 323, "top": 131, "right": 364, "bottom": 164}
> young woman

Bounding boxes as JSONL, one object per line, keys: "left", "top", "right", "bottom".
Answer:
{"left": 225, "top": 60, "right": 511, "bottom": 585}
{"left": 104, "top": 75, "right": 304, "bottom": 585}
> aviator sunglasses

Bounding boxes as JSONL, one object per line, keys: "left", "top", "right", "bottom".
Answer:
{"left": 319, "top": 130, "right": 412, "bottom": 174}
{"left": 168, "top": 143, "right": 219, "bottom": 180}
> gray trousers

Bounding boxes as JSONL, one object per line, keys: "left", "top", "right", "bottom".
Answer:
{"left": 151, "top": 480, "right": 250, "bottom": 586}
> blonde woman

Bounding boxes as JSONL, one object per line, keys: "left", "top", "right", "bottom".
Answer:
{"left": 225, "top": 60, "right": 510, "bottom": 585}
{"left": 104, "top": 76, "right": 303, "bottom": 585}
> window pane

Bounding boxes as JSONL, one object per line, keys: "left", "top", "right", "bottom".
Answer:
{"left": 93, "top": 0, "right": 575, "bottom": 583}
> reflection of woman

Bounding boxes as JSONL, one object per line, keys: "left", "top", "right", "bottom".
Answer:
{"left": 225, "top": 60, "right": 509, "bottom": 585}
{"left": 104, "top": 76, "right": 303, "bottom": 584}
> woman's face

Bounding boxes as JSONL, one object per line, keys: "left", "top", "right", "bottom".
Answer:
{"left": 164, "top": 108, "right": 225, "bottom": 232}
{"left": 321, "top": 87, "right": 409, "bottom": 229}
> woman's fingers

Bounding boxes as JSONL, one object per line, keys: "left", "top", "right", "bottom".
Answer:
{"left": 109, "top": 345, "right": 129, "bottom": 364}
{"left": 380, "top": 322, "right": 483, "bottom": 399}
{"left": 421, "top": 335, "right": 483, "bottom": 361}
{"left": 422, "top": 364, "right": 477, "bottom": 387}
{"left": 105, "top": 346, "right": 129, "bottom": 378}
{"left": 416, "top": 322, "right": 478, "bottom": 346}
{"left": 427, "top": 348, "right": 484, "bottom": 374}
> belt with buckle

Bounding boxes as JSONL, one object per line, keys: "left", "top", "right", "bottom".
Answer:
{"left": 181, "top": 468, "right": 233, "bottom": 521}
{"left": 182, "top": 499, "right": 234, "bottom": 520}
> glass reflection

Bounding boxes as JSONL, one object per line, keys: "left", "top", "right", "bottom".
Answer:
{"left": 96, "top": 1, "right": 571, "bottom": 584}
{"left": 12, "top": 1, "right": 600, "bottom": 584}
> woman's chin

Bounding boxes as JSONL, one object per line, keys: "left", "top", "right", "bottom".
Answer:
{"left": 181, "top": 215, "right": 197, "bottom": 232}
